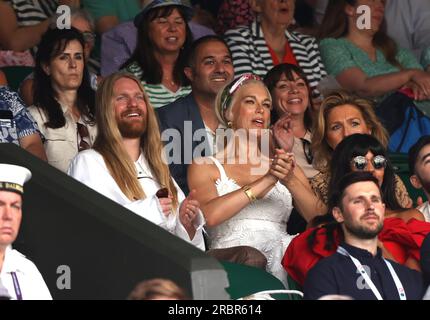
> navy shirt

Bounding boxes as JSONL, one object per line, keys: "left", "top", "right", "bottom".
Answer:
{"left": 304, "top": 243, "right": 424, "bottom": 300}
{"left": 156, "top": 93, "right": 210, "bottom": 195}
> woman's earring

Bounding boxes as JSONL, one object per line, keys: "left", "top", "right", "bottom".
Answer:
{"left": 227, "top": 121, "right": 233, "bottom": 128}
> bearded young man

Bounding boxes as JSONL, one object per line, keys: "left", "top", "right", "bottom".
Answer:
{"left": 68, "top": 72, "right": 205, "bottom": 249}
{"left": 304, "top": 171, "right": 424, "bottom": 300}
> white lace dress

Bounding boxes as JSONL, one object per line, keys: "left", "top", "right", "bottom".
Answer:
{"left": 207, "top": 157, "right": 296, "bottom": 286}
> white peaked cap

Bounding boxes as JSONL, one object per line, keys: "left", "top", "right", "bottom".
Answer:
{"left": 0, "top": 164, "right": 32, "bottom": 194}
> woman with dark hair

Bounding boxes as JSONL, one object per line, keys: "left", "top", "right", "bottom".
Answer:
{"left": 329, "top": 134, "right": 408, "bottom": 215}
{"left": 122, "top": 0, "right": 194, "bottom": 108}
{"left": 282, "top": 134, "right": 429, "bottom": 286}
{"left": 28, "top": 27, "right": 96, "bottom": 172}
{"left": 318, "top": 0, "right": 430, "bottom": 106}
{"left": 309, "top": 89, "right": 410, "bottom": 211}
{"left": 264, "top": 63, "right": 318, "bottom": 179}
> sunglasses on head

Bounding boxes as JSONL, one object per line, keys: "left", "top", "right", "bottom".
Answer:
{"left": 351, "top": 155, "right": 387, "bottom": 171}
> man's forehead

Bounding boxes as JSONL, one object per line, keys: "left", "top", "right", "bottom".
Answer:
{"left": 197, "top": 41, "right": 230, "bottom": 58}
{"left": 0, "top": 190, "right": 22, "bottom": 201}
{"left": 113, "top": 78, "right": 142, "bottom": 93}
{"left": 343, "top": 181, "right": 381, "bottom": 198}
{"left": 418, "top": 144, "right": 430, "bottom": 163}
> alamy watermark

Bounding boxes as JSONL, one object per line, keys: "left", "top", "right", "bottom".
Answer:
{"left": 56, "top": 265, "right": 71, "bottom": 290}
{"left": 161, "top": 123, "right": 271, "bottom": 176}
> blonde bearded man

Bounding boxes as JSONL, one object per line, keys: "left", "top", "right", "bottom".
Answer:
{"left": 68, "top": 72, "right": 205, "bottom": 249}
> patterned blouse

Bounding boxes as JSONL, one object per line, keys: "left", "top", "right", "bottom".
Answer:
{"left": 310, "top": 171, "right": 413, "bottom": 209}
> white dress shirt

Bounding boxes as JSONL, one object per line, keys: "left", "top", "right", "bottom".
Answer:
{"left": 28, "top": 104, "right": 97, "bottom": 173}
{"left": 0, "top": 246, "right": 52, "bottom": 300}
{"left": 67, "top": 149, "right": 205, "bottom": 250}
{"left": 418, "top": 201, "right": 430, "bottom": 223}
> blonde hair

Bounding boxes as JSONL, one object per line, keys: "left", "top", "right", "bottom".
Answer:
{"left": 312, "top": 90, "right": 389, "bottom": 171}
{"left": 127, "top": 278, "right": 188, "bottom": 300}
{"left": 93, "top": 72, "right": 178, "bottom": 208}
{"left": 215, "top": 79, "right": 272, "bottom": 127}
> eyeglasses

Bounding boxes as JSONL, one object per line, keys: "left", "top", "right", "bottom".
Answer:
{"left": 351, "top": 155, "right": 387, "bottom": 171}
{"left": 300, "top": 138, "right": 313, "bottom": 164}
{"left": 82, "top": 31, "right": 96, "bottom": 44}
{"left": 221, "top": 73, "right": 262, "bottom": 111}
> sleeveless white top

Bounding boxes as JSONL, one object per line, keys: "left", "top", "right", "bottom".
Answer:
{"left": 207, "top": 157, "right": 296, "bottom": 286}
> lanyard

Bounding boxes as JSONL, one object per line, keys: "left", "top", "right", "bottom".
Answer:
{"left": 10, "top": 272, "right": 22, "bottom": 300}
{"left": 337, "top": 246, "right": 406, "bottom": 300}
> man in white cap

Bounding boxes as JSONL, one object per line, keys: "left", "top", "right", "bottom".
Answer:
{"left": 0, "top": 164, "right": 52, "bottom": 300}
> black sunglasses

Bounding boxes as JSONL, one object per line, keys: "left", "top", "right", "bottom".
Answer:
{"left": 300, "top": 138, "right": 313, "bottom": 165}
{"left": 351, "top": 155, "right": 387, "bottom": 170}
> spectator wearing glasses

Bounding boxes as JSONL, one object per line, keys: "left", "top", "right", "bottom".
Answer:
{"left": 28, "top": 28, "right": 96, "bottom": 173}
{"left": 309, "top": 90, "right": 413, "bottom": 213}
{"left": 68, "top": 72, "right": 205, "bottom": 249}
{"left": 283, "top": 134, "right": 429, "bottom": 287}
{"left": 187, "top": 73, "right": 322, "bottom": 285}
{"left": 20, "top": 8, "right": 99, "bottom": 107}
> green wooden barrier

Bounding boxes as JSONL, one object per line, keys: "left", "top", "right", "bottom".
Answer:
{"left": 0, "top": 144, "right": 229, "bottom": 299}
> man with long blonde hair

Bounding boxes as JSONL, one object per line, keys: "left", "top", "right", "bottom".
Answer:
{"left": 68, "top": 72, "right": 205, "bottom": 249}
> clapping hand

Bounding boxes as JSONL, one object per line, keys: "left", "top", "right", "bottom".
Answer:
{"left": 269, "top": 148, "right": 296, "bottom": 184}
{"left": 179, "top": 189, "right": 200, "bottom": 239}
{"left": 273, "top": 112, "right": 294, "bottom": 153}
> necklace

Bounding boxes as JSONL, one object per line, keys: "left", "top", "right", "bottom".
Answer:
{"left": 162, "top": 76, "right": 176, "bottom": 86}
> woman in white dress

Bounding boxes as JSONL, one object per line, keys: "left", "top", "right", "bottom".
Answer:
{"left": 187, "top": 74, "right": 318, "bottom": 285}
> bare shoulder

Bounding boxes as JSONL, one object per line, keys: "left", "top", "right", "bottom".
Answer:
{"left": 188, "top": 157, "right": 220, "bottom": 180}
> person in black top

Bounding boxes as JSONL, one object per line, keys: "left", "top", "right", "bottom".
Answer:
{"left": 304, "top": 171, "right": 424, "bottom": 300}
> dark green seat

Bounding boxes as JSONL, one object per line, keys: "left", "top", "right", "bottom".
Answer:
{"left": 287, "top": 276, "right": 303, "bottom": 300}
{"left": 389, "top": 152, "right": 426, "bottom": 205}
{"left": 221, "top": 261, "right": 297, "bottom": 300}
{"left": 2, "top": 66, "right": 33, "bottom": 92}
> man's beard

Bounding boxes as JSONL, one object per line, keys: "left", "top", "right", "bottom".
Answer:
{"left": 117, "top": 117, "right": 146, "bottom": 138}
{"left": 344, "top": 217, "right": 383, "bottom": 240}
